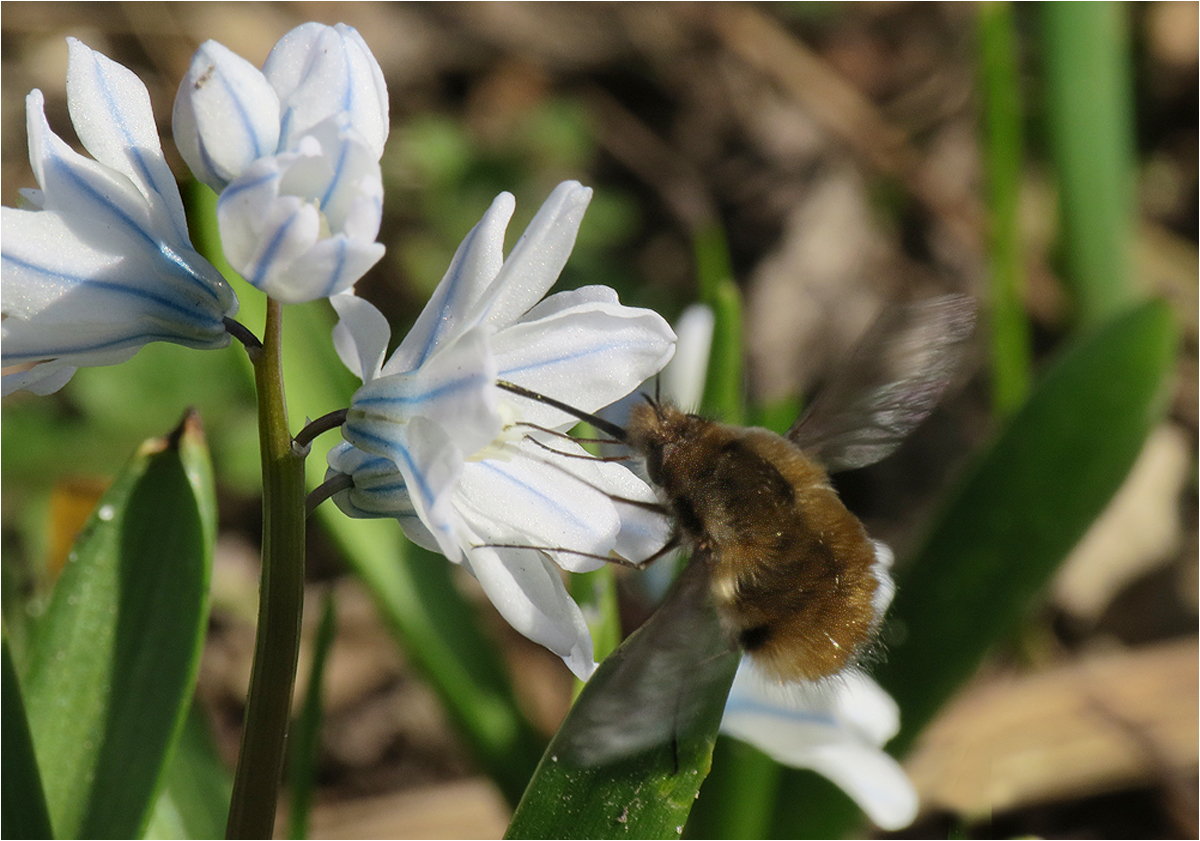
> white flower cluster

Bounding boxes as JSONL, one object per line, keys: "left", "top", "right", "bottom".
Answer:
{"left": 1, "top": 24, "right": 388, "bottom": 394}
{"left": 174, "top": 23, "right": 388, "bottom": 303}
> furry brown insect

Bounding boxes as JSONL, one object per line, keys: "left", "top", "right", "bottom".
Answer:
{"left": 499, "top": 293, "right": 975, "bottom": 682}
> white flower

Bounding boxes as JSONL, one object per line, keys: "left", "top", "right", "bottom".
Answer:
{"left": 1, "top": 39, "right": 237, "bottom": 397}
{"left": 326, "top": 181, "right": 676, "bottom": 678}
{"left": 173, "top": 22, "right": 388, "bottom": 303}
{"left": 721, "top": 662, "right": 918, "bottom": 831}
{"left": 719, "top": 542, "right": 915, "bottom": 831}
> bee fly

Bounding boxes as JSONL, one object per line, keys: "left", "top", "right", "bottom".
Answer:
{"left": 498, "top": 294, "right": 975, "bottom": 683}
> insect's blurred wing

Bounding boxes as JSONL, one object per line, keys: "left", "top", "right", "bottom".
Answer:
{"left": 554, "top": 552, "right": 740, "bottom": 766}
{"left": 787, "top": 294, "right": 976, "bottom": 473}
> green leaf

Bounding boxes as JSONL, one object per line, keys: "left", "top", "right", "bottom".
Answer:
{"left": 879, "top": 300, "right": 1176, "bottom": 749}
{"left": 772, "top": 301, "right": 1178, "bottom": 838}
{"left": 145, "top": 703, "right": 232, "bottom": 840}
{"left": 507, "top": 561, "right": 740, "bottom": 839}
{"left": 2, "top": 635, "right": 53, "bottom": 840}
{"left": 21, "top": 412, "right": 217, "bottom": 839}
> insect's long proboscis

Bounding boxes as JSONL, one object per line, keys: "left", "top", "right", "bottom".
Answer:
{"left": 496, "top": 380, "right": 631, "bottom": 442}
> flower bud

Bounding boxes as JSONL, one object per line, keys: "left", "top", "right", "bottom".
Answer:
{"left": 173, "top": 40, "right": 281, "bottom": 192}
{"left": 263, "top": 22, "right": 389, "bottom": 160}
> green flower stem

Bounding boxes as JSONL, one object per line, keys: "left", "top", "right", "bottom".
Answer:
{"left": 980, "top": 1, "right": 1032, "bottom": 417}
{"left": 226, "top": 298, "right": 307, "bottom": 839}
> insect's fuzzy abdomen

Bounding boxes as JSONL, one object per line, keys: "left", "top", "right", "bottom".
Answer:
{"left": 628, "top": 402, "right": 880, "bottom": 682}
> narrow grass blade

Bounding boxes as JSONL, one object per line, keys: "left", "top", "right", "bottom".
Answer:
{"left": 980, "top": 1, "right": 1032, "bottom": 416}
{"left": 288, "top": 590, "right": 338, "bottom": 839}
{"left": 1040, "top": 2, "right": 1137, "bottom": 327}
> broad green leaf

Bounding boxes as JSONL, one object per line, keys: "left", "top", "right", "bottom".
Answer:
{"left": 775, "top": 301, "right": 1178, "bottom": 837}
{"left": 145, "top": 703, "right": 232, "bottom": 840}
{"left": 880, "top": 300, "right": 1176, "bottom": 745}
{"left": 507, "top": 561, "right": 740, "bottom": 839}
{"left": 21, "top": 412, "right": 217, "bottom": 839}
{"left": 2, "top": 635, "right": 53, "bottom": 840}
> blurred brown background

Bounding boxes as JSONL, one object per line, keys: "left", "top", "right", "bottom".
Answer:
{"left": 2, "top": 3, "right": 1196, "bottom": 838}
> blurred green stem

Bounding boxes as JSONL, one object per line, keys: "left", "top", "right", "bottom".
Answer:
{"left": 289, "top": 590, "right": 336, "bottom": 839}
{"left": 1039, "top": 1, "right": 1136, "bottom": 327}
{"left": 227, "top": 299, "right": 307, "bottom": 839}
{"left": 980, "top": 1, "right": 1032, "bottom": 417}
{"left": 694, "top": 225, "right": 745, "bottom": 426}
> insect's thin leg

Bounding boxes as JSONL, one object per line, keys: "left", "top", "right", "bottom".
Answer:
{"left": 628, "top": 534, "right": 682, "bottom": 570}
{"left": 471, "top": 542, "right": 647, "bottom": 569}
{"left": 473, "top": 532, "right": 681, "bottom": 571}
{"left": 522, "top": 433, "right": 633, "bottom": 464}
{"left": 497, "top": 380, "right": 629, "bottom": 442}
{"left": 509, "top": 441, "right": 669, "bottom": 516}
{"left": 512, "top": 421, "right": 619, "bottom": 447}
{"left": 608, "top": 494, "right": 671, "bottom": 517}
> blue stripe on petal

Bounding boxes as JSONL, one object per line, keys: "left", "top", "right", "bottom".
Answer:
{"left": 249, "top": 211, "right": 301, "bottom": 287}
{"left": 215, "top": 69, "right": 271, "bottom": 161}
{"left": 1, "top": 253, "right": 225, "bottom": 351}
{"left": 498, "top": 343, "right": 638, "bottom": 377}
{"left": 43, "top": 155, "right": 223, "bottom": 305}
{"left": 84, "top": 52, "right": 189, "bottom": 246}
{"left": 219, "top": 169, "right": 276, "bottom": 201}
{"left": 2, "top": 324, "right": 223, "bottom": 363}
{"left": 411, "top": 234, "right": 477, "bottom": 369}
{"left": 319, "top": 134, "right": 351, "bottom": 210}
{"left": 723, "top": 696, "right": 836, "bottom": 729}
{"left": 320, "top": 237, "right": 349, "bottom": 298}
{"left": 352, "top": 372, "right": 489, "bottom": 408}
{"left": 476, "top": 460, "right": 592, "bottom": 532}
{"left": 341, "top": 427, "right": 446, "bottom": 533}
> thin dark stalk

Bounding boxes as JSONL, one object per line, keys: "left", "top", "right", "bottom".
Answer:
{"left": 294, "top": 408, "right": 349, "bottom": 450}
{"left": 306, "top": 473, "right": 354, "bottom": 518}
{"left": 224, "top": 316, "right": 264, "bottom": 352}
